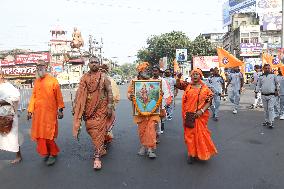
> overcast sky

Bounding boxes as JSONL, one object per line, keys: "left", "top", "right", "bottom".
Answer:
{"left": 0, "top": 0, "right": 225, "bottom": 64}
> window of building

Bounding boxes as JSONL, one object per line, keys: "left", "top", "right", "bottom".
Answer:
{"left": 262, "top": 36, "right": 269, "bottom": 43}
{"left": 241, "top": 33, "right": 249, "bottom": 38}
{"left": 241, "top": 21, "right": 247, "bottom": 25}
{"left": 273, "top": 36, "right": 281, "bottom": 43}
{"left": 241, "top": 38, "right": 249, "bottom": 43}
{"left": 250, "top": 37, "right": 259, "bottom": 43}
{"left": 250, "top": 32, "right": 259, "bottom": 38}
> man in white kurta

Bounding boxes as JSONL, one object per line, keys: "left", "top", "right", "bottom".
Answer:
{"left": 0, "top": 71, "right": 22, "bottom": 163}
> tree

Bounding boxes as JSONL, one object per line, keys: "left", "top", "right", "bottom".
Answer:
{"left": 137, "top": 31, "right": 191, "bottom": 66}
{"left": 110, "top": 67, "right": 123, "bottom": 76}
{"left": 188, "top": 34, "right": 217, "bottom": 61}
{"left": 110, "top": 63, "right": 137, "bottom": 78}
{"left": 137, "top": 32, "right": 217, "bottom": 68}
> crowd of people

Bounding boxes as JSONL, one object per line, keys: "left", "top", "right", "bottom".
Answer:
{"left": 1, "top": 58, "right": 284, "bottom": 170}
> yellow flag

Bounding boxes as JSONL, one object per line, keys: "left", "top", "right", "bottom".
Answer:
{"left": 217, "top": 48, "right": 244, "bottom": 68}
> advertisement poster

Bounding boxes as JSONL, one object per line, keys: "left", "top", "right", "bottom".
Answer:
{"left": 176, "top": 49, "right": 187, "bottom": 62}
{"left": 256, "top": 0, "right": 281, "bottom": 14}
{"left": 229, "top": 0, "right": 256, "bottom": 15}
{"left": 223, "top": 1, "right": 232, "bottom": 27}
{"left": 193, "top": 56, "right": 219, "bottom": 71}
{"left": 244, "top": 58, "right": 261, "bottom": 73}
{"left": 240, "top": 43, "right": 262, "bottom": 56}
{"left": 15, "top": 52, "right": 50, "bottom": 64}
{"left": 159, "top": 57, "right": 168, "bottom": 71}
{"left": 2, "top": 66, "right": 36, "bottom": 76}
{"left": 262, "top": 12, "right": 282, "bottom": 31}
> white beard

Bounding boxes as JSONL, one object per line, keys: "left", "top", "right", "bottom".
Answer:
{"left": 37, "top": 70, "right": 46, "bottom": 78}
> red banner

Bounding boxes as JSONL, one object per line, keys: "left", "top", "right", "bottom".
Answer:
{"left": 15, "top": 52, "right": 50, "bottom": 64}
{"left": 2, "top": 66, "right": 37, "bottom": 75}
{"left": 0, "top": 60, "right": 15, "bottom": 66}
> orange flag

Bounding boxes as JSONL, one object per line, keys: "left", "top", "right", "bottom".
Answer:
{"left": 173, "top": 59, "right": 180, "bottom": 73}
{"left": 280, "top": 65, "right": 284, "bottom": 75}
{"left": 262, "top": 53, "right": 282, "bottom": 68}
{"left": 217, "top": 48, "right": 244, "bottom": 68}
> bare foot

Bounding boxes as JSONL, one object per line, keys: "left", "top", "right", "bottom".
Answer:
{"left": 93, "top": 157, "right": 102, "bottom": 170}
{"left": 10, "top": 157, "right": 22, "bottom": 164}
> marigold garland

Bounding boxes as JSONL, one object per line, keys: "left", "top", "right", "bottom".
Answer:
{"left": 133, "top": 91, "right": 163, "bottom": 116}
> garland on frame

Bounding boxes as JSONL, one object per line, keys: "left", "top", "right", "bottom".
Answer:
{"left": 133, "top": 92, "right": 163, "bottom": 116}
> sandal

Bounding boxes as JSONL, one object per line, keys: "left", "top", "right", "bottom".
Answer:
{"left": 93, "top": 156, "right": 102, "bottom": 170}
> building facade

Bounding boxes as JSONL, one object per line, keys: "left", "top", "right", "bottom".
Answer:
{"left": 202, "top": 33, "right": 225, "bottom": 47}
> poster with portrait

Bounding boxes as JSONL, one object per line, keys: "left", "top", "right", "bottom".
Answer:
{"left": 132, "top": 80, "right": 162, "bottom": 116}
{"left": 176, "top": 49, "right": 187, "bottom": 62}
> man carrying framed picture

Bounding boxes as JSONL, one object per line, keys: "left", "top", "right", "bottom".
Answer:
{"left": 127, "top": 62, "right": 162, "bottom": 159}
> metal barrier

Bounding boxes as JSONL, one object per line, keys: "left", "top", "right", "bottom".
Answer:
{"left": 15, "top": 84, "right": 77, "bottom": 112}
{"left": 18, "top": 87, "right": 32, "bottom": 112}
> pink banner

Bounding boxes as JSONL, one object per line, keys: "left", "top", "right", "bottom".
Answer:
{"left": 193, "top": 56, "right": 219, "bottom": 71}
{"left": 2, "top": 66, "right": 37, "bottom": 75}
{"left": 15, "top": 52, "right": 50, "bottom": 64}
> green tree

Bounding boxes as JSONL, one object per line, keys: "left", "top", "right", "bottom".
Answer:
{"left": 120, "top": 63, "right": 137, "bottom": 78}
{"left": 110, "top": 63, "right": 137, "bottom": 78}
{"left": 188, "top": 34, "right": 217, "bottom": 60}
{"left": 110, "top": 67, "right": 123, "bottom": 76}
{"left": 137, "top": 31, "right": 191, "bottom": 66}
{"left": 137, "top": 32, "right": 217, "bottom": 67}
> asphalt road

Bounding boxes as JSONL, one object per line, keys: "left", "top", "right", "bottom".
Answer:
{"left": 1, "top": 84, "right": 284, "bottom": 189}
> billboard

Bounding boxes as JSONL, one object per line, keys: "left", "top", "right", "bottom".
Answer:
{"left": 193, "top": 56, "right": 219, "bottom": 71}
{"left": 1, "top": 66, "right": 36, "bottom": 76}
{"left": 223, "top": 1, "right": 232, "bottom": 27}
{"left": 263, "top": 12, "right": 282, "bottom": 31}
{"left": 159, "top": 57, "right": 168, "bottom": 71}
{"left": 244, "top": 58, "right": 261, "bottom": 73}
{"left": 240, "top": 43, "right": 262, "bottom": 56}
{"left": 0, "top": 60, "right": 15, "bottom": 66}
{"left": 256, "top": 0, "right": 281, "bottom": 14}
{"left": 176, "top": 49, "right": 187, "bottom": 62}
{"left": 15, "top": 52, "right": 50, "bottom": 64}
{"left": 223, "top": 0, "right": 256, "bottom": 27}
{"left": 229, "top": 0, "right": 256, "bottom": 15}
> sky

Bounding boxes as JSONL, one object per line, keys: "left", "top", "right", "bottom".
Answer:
{"left": 0, "top": 0, "right": 225, "bottom": 64}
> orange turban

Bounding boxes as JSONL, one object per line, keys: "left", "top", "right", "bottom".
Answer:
{"left": 190, "top": 68, "right": 203, "bottom": 77}
{"left": 136, "top": 62, "right": 149, "bottom": 72}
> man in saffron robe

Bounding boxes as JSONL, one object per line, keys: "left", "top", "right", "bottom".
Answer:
{"left": 127, "top": 62, "right": 161, "bottom": 159}
{"left": 100, "top": 64, "right": 120, "bottom": 144}
{"left": 73, "top": 57, "right": 114, "bottom": 170}
{"left": 176, "top": 69, "right": 217, "bottom": 164}
{"left": 27, "top": 60, "right": 65, "bottom": 166}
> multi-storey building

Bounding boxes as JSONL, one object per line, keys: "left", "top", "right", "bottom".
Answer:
{"left": 201, "top": 33, "right": 225, "bottom": 48}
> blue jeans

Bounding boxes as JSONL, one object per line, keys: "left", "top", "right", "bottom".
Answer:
{"left": 166, "top": 97, "right": 174, "bottom": 118}
{"left": 211, "top": 94, "right": 221, "bottom": 117}
{"left": 280, "top": 95, "right": 284, "bottom": 115}
{"left": 229, "top": 89, "right": 240, "bottom": 110}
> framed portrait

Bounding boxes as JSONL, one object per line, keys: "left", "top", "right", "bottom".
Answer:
{"left": 132, "top": 80, "right": 162, "bottom": 116}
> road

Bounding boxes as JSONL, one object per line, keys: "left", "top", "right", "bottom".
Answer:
{"left": 1, "top": 84, "right": 284, "bottom": 189}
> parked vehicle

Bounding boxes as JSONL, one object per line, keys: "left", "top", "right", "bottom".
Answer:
{"left": 113, "top": 75, "right": 123, "bottom": 85}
